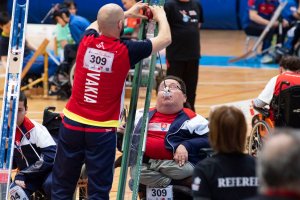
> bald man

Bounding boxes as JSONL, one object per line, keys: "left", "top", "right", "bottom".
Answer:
{"left": 247, "top": 130, "right": 300, "bottom": 200}
{"left": 52, "top": 2, "right": 171, "bottom": 200}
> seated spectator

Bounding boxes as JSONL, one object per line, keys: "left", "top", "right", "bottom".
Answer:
{"left": 0, "top": 12, "right": 59, "bottom": 77}
{"left": 52, "top": 4, "right": 90, "bottom": 69}
{"left": 121, "top": 0, "right": 141, "bottom": 38}
{"left": 244, "top": 0, "right": 289, "bottom": 52}
{"left": 192, "top": 106, "right": 258, "bottom": 200}
{"left": 50, "top": 4, "right": 90, "bottom": 95}
{"left": 247, "top": 129, "right": 300, "bottom": 200}
{"left": 54, "top": 0, "right": 77, "bottom": 61}
{"left": 253, "top": 56, "right": 300, "bottom": 121}
{"left": 282, "top": 0, "right": 300, "bottom": 24}
{"left": 130, "top": 76, "right": 210, "bottom": 190}
{"left": 9, "top": 92, "right": 56, "bottom": 199}
{"left": 283, "top": 0, "right": 300, "bottom": 54}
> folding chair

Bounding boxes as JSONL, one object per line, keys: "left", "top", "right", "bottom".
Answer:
{"left": 21, "top": 39, "right": 50, "bottom": 97}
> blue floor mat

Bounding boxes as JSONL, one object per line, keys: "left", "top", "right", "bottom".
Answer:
{"left": 200, "top": 55, "right": 279, "bottom": 69}
{"left": 157, "top": 55, "right": 279, "bottom": 69}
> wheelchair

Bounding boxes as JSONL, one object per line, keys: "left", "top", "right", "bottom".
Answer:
{"left": 248, "top": 81, "right": 300, "bottom": 156}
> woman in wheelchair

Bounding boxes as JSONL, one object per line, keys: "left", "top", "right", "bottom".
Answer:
{"left": 249, "top": 55, "right": 300, "bottom": 155}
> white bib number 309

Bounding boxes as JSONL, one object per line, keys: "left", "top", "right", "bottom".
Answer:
{"left": 9, "top": 185, "right": 29, "bottom": 200}
{"left": 146, "top": 185, "right": 173, "bottom": 200}
{"left": 84, "top": 47, "right": 114, "bottom": 73}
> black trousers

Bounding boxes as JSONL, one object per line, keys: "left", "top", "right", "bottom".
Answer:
{"left": 291, "top": 22, "right": 300, "bottom": 52}
{"left": 244, "top": 22, "right": 277, "bottom": 51}
{"left": 166, "top": 59, "right": 199, "bottom": 111}
{"left": 64, "top": 43, "right": 78, "bottom": 64}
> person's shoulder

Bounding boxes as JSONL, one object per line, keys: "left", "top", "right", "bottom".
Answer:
{"left": 194, "top": 156, "right": 220, "bottom": 177}
{"left": 30, "top": 119, "right": 51, "bottom": 136}
{"left": 72, "top": 14, "right": 90, "bottom": 23}
{"left": 196, "top": 155, "right": 220, "bottom": 167}
{"left": 242, "top": 154, "right": 256, "bottom": 164}
{"left": 121, "top": 38, "right": 151, "bottom": 44}
{"left": 121, "top": 38, "right": 152, "bottom": 49}
{"left": 83, "top": 29, "right": 99, "bottom": 37}
{"left": 182, "top": 108, "right": 197, "bottom": 118}
{"left": 31, "top": 119, "right": 48, "bottom": 130}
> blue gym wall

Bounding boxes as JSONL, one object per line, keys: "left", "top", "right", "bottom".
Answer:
{"left": 7, "top": 0, "right": 248, "bottom": 30}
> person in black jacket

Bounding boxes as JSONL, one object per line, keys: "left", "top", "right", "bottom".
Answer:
{"left": 164, "top": 0, "right": 204, "bottom": 111}
{"left": 192, "top": 106, "right": 258, "bottom": 200}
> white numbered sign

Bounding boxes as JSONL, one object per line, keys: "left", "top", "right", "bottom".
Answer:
{"left": 9, "top": 185, "right": 29, "bottom": 200}
{"left": 84, "top": 47, "right": 114, "bottom": 73}
{"left": 146, "top": 185, "right": 173, "bottom": 200}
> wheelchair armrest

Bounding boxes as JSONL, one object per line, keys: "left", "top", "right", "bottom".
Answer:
{"left": 172, "top": 185, "right": 192, "bottom": 198}
{"left": 198, "top": 148, "right": 214, "bottom": 158}
{"left": 253, "top": 106, "right": 270, "bottom": 118}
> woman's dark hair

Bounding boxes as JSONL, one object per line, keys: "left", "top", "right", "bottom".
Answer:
{"left": 63, "top": 0, "right": 77, "bottom": 9}
{"left": 51, "top": 4, "right": 70, "bottom": 20}
{"left": 209, "top": 106, "right": 247, "bottom": 153}
{"left": 19, "top": 91, "right": 28, "bottom": 110}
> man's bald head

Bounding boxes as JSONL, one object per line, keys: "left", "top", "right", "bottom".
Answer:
{"left": 258, "top": 129, "right": 300, "bottom": 193}
{"left": 97, "top": 4, "right": 124, "bottom": 35}
{"left": 262, "top": 133, "right": 293, "bottom": 159}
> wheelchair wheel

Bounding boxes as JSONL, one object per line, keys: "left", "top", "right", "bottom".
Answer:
{"left": 30, "top": 190, "right": 47, "bottom": 200}
{"left": 248, "top": 120, "right": 271, "bottom": 156}
{"left": 75, "top": 179, "right": 88, "bottom": 200}
{"left": 73, "top": 164, "right": 88, "bottom": 200}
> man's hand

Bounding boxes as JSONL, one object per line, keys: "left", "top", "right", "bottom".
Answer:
{"left": 174, "top": 144, "right": 188, "bottom": 167}
{"left": 273, "top": 21, "right": 279, "bottom": 28}
{"left": 282, "top": 19, "right": 289, "bottom": 28}
{"left": 117, "top": 123, "right": 126, "bottom": 134}
{"left": 149, "top": 5, "right": 167, "bottom": 22}
{"left": 125, "top": 1, "right": 148, "bottom": 19}
{"left": 15, "top": 180, "right": 26, "bottom": 188}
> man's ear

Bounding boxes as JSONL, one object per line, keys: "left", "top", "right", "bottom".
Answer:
{"left": 118, "top": 20, "right": 123, "bottom": 30}
{"left": 183, "top": 94, "right": 187, "bottom": 103}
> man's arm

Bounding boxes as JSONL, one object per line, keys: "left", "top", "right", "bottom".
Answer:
{"left": 149, "top": 6, "right": 171, "bottom": 54}
{"left": 249, "top": 9, "right": 274, "bottom": 26}
{"left": 253, "top": 76, "right": 278, "bottom": 107}
{"left": 180, "top": 134, "right": 210, "bottom": 155}
{"left": 87, "top": 1, "right": 148, "bottom": 33}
